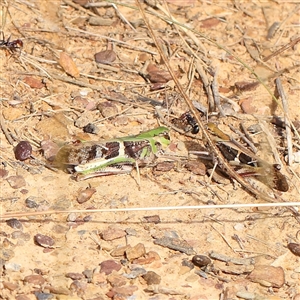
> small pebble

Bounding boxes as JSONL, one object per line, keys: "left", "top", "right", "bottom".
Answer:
{"left": 288, "top": 243, "right": 300, "bottom": 257}
{"left": 125, "top": 243, "right": 146, "bottom": 261}
{"left": 3, "top": 281, "right": 19, "bottom": 291}
{"left": 125, "top": 228, "right": 137, "bottom": 236}
{"left": 14, "top": 141, "right": 32, "bottom": 161}
{"left": 107, "top": 273, "right": 127, "bottom": 287}
{"left": 182, "top": 259, "right": 194, "bottom": 270}
{"left": 101, "top": 227, "right": 126, "bottom": 241}
{"left": 142, "top": 271, "right": 161, "bottom": 285}
{"left": 6, "top": 218, "right": 23, "bottom": 230}
{"left": 0, "top": 168, "right": 9, "bottom": 179}
{"left": 192, "top": 255, "right": 211, "bottom": 268}
{"left": 100, "top": 260, "right": 122, "bottom": 275}
{"left": 123, "top": 267, "right": 146, "bottom": 279}
{"left": 4, "top": 262, "right": 21, "bottom": 272}
{"left": 247, "top": 265, "right": 285, "bottom": 288}
{"left": 24, "top": 274, "right": 46, "bottom": 285}
{"left": 0, "top": 249, "right": 15, "bottom": 261}
{"left": 154, "top": 237, "right": 195, "bottom": 255}
{"left": 34, "top": 234, "right": 55, "bottom": 248}
{"left": 34, "top": 292, "right": 54, "bottom": 300}
{"left": 6, "top": 175, "right": 26, "bottom": 189}
{"left": 97, "top": 101, "right": 118, "bottom": 118}
{"left": 82, "top": 269, "right": 93, "bottom": 282}
{"left": 25, "top": 198, "right": 39, "bottom": 208}
{"left": 67, "top": 213, "right": 77, "bottom": 222}
{"left": 69, "top": 280, "right": 87, "bottom": 297}
{"left": 11, "top": 231, "right": 30, "bottom": 241}
{"left": 83, "top": 123, "right": 99, "bottom": 134}
{"left": 77, "top": 187, "right": 96, "bottom": 204}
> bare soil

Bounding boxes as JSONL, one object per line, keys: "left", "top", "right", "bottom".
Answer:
{"left": 0, "top": 1, "right": 300, "bottom": 299}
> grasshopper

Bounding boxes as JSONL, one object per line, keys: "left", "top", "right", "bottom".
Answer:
{"left": 207, "top": 123, "right": 289, "bottom": 192}
{"left": 54, "top": 127, "right": 170, "bottom": 180}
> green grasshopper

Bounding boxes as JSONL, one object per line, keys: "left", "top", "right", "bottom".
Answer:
{"left": 54, "top": 127, "right": 170, "bottom": 180}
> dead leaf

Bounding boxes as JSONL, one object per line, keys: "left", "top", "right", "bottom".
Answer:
{"left": 59, "top": 52, "right": 80, "bottom": 78}
{"left": 23, "top": 76, "right": 45, "bottom": 89}
{"left": 200, "top": 18, "right": 221, "bottom": 29}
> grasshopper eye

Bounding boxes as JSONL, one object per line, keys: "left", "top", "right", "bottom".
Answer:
{"left": 162, "top": 132, "right": 170, "bottom": 140}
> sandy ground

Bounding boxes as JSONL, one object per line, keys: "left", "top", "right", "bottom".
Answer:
{"left": 0, "top": 1, "right": 300, "bottom": 299}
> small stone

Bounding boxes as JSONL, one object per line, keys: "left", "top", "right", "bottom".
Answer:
{"left": 92, "top": 272, "right": 107, "bottom": 284}
{"left": 74, "top": 111, "right": 96, "bottom": 128}
{"left": 14, "top": 141, "right": 32, "bottom": 161}
{"left": 77, "top": 187, "right": 96, "bottom": 204}
{"left": 69, "top": 280, "right": 87, "bottom": 297}
{"left": 47, "top": 285, "right": 70, "bottom": 295}
{"left": 234, "top": 223, "right": 245, "bottom": 231}
{"left": 94, "top": 50, "right": 116, "bottom": 64}
{"left": 3, "top": 281, "right": 19, "bottom": 291}
{"left": 0, "top": 249, "right": 15, "bottom": 261}
{"left": 133, "top": 255, "right": 155, "bottom": 265}
{"left": 182, "top": 258, "right": 194, "bottom": 270}
{"left": 41, "top": 140, "right": 60, "bottom": 160}
{"left": 247, "top": 265, "right": 285, "bottom": 288}
{"left": 6, "top": 218, "right": 23, "bottom": 230}
{"left": 67, "top": 213, "right": 77, "bottom": 222}
{"left": 101, "top": 227, "right": 126, "bottom": 241}
{"left": 7, "top": 175, "right": 26, "bottom": 189}
{"left": 4, "top": 262, "right": 21, "bottom": 272}
{"left": 125, "top": 228, "right": 137, "bottom": 236}
{"left": 110, "top": 285, "right": 138, "bottom": 297}
{"left": 25, "top": 197, "right": 39, "bottom": 208}
{"left": 154, "top": 237, "right": 195, "bottom": 255}
{"left": 143, "top": 215, "right": 161, "bottom": 224}
{"left": 178, "top": 265, "right": 192, "bottom": 275}
{"left": 100, "top": 260, "right": 122, "bottom": 275}
{"left": 288, "top": 243, "right": 300, "bottom": 257}
{"left": 23, "top": 274, "right": 46, "bottom": 285}
{"left": 114, "top": 116, "right": 128, "bottom": 126}
{"left": 107, "top": 273, "right": 127, "bottom": 287}
{"left": 83, "top": 123, "right": 99, "bottom": 134}
{"left": 110, "top": 245, "right": 130, "bottom": 257}
{"left": 82, "top": 269, "right": 93, "bottom": 281}
{"left": 192, "top": 255, "right": 211, "bottom": 268}
{"left": 11, "top": 231, "right": 30, "bottom": 241}
{"left": 34, "top": 234, "right": 55, "bottom": 248}
{"left": 142, "top": 271, "right": 161, "bottom": 285}
{"left": 125, "top": 243, "right": 146, "bottom": 261}
{"left": 34, "top": 292, "right": 55, "bottom": 300}
{"left": 97, "top": 101, "right": 118, "bottom": 118}
{"left": 185, "top": 160, "right": 206, "bottom": 176}
{"left": 0, "top": 168, "right": 9, "bottom": 179}
{"left": 123, "top": 267, "right": 146, "bottom": 279}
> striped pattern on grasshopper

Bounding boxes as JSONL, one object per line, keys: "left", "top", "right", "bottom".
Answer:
{"left": 54, "top": 127, "right": 170, "bottom": 180}
{"left": 207, "top": 123, "right": 289, "bottom": 192}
